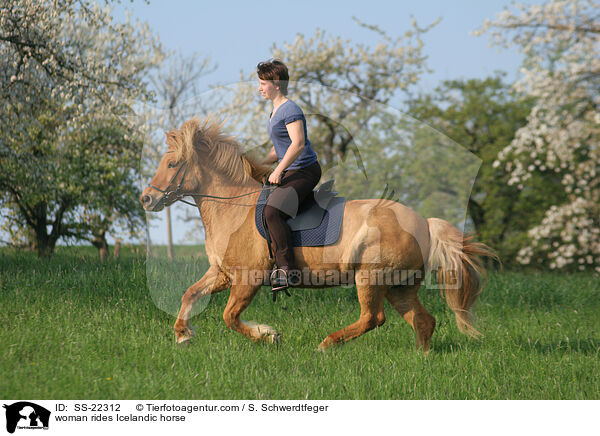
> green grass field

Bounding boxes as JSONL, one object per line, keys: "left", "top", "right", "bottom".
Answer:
{"left": 1, "top": 246, "right": 598, "bottom": 399}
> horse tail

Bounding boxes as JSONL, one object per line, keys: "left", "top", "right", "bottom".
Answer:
{"left": 426, "top": 218, "right": 498, "bottom": 337}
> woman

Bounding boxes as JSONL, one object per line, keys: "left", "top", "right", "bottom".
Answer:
{"left": 257, "top": 59, "right": 321, "bottom": 294}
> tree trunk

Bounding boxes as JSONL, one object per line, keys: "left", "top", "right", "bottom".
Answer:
{"left": 145, "top": 219, "right": 153, "bottom": 258}
{"left": 113, "top": 238, "right": 122, "bottom": 260}
{"left": 467, "top": 199, "right": 485, "bottom": 238}
{"left": 166, "top": 206, "right": 174, "bottom": 261}
{"left": 91, "top": 229, "right": 109, "bottom": 262}
{"left": 35, "top": 235, "right": 58, "bottom": 257}
{"left": 33, "top": 202, "right": 53, "bottom": 257}
{"left": 34, "top": 227, "right": 55, "bottom": 258}
{"left": 35, "top": 237, "right": 53, "bottom": 258}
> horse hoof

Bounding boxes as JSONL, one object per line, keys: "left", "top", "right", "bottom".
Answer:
{"left": 175, "top": 326, "right": 195, "bottom": 345}
{"left": 268, "top": 333, "right": 282, "bottom": 346}
{"left": 176, "top": 333, "right": 193, "bottom": 345}
{"left": 177, "top": 337, "right": 192, "bottom": 346}
{"left": 317, "top": 336, "right": 337, "bottom": 352}
{"left": 251, "top": 322, "right": 280, "bottom": 345}
{"left": 317, "top": 342, "right": 329, "bottom": 352}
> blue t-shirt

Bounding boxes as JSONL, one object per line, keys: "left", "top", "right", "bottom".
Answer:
{"left": 267, "top": 99, "right": 318, "bottom": 170}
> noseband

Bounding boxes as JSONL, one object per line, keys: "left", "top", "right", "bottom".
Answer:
{"left": 148, "top": 161, "right": 197, "bottom": 207}
{"left": 147, "top": 150, "right": 198, "bottom": 207}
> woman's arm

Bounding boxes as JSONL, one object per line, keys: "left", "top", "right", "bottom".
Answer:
{"left": 263, "top": 146, "right": 278, "bottom": 165}
{"left": 268, "top": 120, "right": 305, "bottom": 184}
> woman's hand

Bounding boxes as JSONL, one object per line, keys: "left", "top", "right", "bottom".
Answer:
{"left": 268, "top": 168, "right": 283, "bottom": 185}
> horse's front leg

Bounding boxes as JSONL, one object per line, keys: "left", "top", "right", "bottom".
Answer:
{"left": 223, "top": 281, "right": 280, "bottom": 345}
{"left": 174, "top": 265, "right": 230, "bottom": 344}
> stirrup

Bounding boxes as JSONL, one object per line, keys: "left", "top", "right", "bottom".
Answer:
{"left": 270, "top": 268, "right": 291, "bottom": 302}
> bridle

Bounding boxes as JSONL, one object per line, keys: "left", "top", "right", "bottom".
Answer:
{"left": 147, "top": 156, "right": 197, "bottom": 207}
{"left": 147, "top": 152, "right": 276, "bottom": 208}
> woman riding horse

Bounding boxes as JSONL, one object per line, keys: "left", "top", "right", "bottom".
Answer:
{"left": 140, "top": 93, "right": 496, "bottom": 351}
{"left": 258, "top": 59, "right": 322, "bottom": 294}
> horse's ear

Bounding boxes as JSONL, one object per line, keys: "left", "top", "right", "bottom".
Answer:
{"left": 164, "top": 130, "right": 175, "bottom": 142}
{"left": 164, "top": 130, "right": 178, "bottom": 149}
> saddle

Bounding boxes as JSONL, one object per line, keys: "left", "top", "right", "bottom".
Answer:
{"left": 255, "top": 179, "right": 346, "bottom": 247}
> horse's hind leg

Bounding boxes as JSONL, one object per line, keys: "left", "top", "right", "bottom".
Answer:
{"left": 318, "top": 281, "right": 387, "bottom": 351}
{"left": 223, "top": 283, "right": 280, "bottom": 344}
{"left": 174, "top": 266, "right": 230, "bottom": 344}
{"left": 385, "top": 282, "right": 435, "bottom": 352}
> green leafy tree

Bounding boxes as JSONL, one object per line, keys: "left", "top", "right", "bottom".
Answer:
{"left": 408, "top": 75, "right": 566, "bottom": 265}
{"left": 325, "top": 104, "right": 483, "bottom": 230}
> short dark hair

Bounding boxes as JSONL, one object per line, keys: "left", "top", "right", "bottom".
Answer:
{"left": 257, "top": 59, "right": 289, "bottom": 96}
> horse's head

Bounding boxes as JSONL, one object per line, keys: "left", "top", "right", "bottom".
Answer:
{"left": 140, "top": 119, "right": 208, "bottom": 212}
{"left": 140, "top": 117, "right": 271, "bottom": 211}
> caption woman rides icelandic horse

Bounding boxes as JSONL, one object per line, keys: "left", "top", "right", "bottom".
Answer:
{"left": 140, "top": 118, "right": 497, "bottom": 352}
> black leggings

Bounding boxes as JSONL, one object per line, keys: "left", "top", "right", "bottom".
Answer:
{"left": 264, "top": 161, "right": 322, "bottom": 269}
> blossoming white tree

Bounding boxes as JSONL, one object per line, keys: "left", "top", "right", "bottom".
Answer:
{"left": 476, "top": 0, "right": 600, "bottom": 271}
{"left": 0, "top": 0, "right": 164, "bottom": 256}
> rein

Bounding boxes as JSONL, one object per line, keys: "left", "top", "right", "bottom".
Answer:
{"left": 180, "top": 189, "right": 273, "bottom": 207}
{"left": 147, "top": 156, "right": 275, "bottom": 207}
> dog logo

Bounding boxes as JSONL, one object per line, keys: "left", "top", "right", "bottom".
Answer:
{"left": 3, "top": 402, "right": 50, "bottom": 434}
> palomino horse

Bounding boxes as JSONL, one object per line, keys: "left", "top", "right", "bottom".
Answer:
{"left": 141, "top": 118, "right": 496, "bottom": 352}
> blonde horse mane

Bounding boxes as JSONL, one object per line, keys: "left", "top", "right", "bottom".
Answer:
{"left": 165, "top": 116, "right": 271, "bottom": 184}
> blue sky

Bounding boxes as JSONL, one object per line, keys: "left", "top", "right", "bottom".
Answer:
{"left": 114, "top": 0, "right": 529, "bottom": 93}
{"left": 113, "top": 0, "right": 533, "bottom": 245}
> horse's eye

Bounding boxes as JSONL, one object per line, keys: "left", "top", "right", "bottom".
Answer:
{"left": 168, "top": 161, "right": 177, "bottom": 168}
